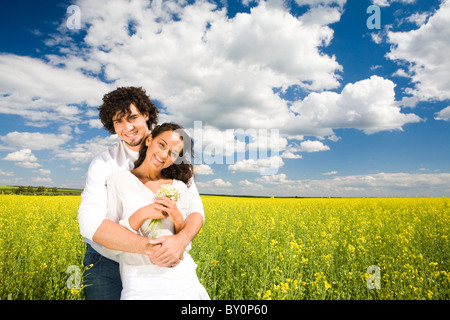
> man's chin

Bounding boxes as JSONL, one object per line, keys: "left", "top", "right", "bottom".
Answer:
{"left": 124, "top": 138, "right": 143, "bottom": 148}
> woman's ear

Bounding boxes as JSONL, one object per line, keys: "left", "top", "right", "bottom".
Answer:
{"left": 145, "top": 135, "right": 152, "bottom": 147}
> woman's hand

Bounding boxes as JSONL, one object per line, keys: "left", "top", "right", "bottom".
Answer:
{"left": 139, "top": 202, "right": 168, "bottom": 220}
{"left": 154, "top": 197, "right": 185, "bottom": 233}
{"left": 129, "top": 203, "right": 167, "bottom": 231}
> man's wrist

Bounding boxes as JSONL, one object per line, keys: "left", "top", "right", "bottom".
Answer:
{"left": 175, "top": 227, "right": 191, "bottom": 249}
{"left": 137, "top": 235, "right": 158, "bottom": 255}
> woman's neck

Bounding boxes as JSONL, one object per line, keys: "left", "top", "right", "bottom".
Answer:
{"left": 131, "top": 166, "right": 173, "bottom": 194}
{"left": 131, "top": 164, "right": 165, "bottom": 183}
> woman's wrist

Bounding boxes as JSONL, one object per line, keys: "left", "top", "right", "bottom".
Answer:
{"left": 128, "top": 207, "right": 146, "bottom": 231}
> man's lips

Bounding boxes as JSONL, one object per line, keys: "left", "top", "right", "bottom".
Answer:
{"left": 124, "top": 131, "right": 137, "bottom": 138}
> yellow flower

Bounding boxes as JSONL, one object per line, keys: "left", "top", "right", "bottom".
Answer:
{"left": 262, "top": 290, "right": 272, "bottom": 300}
{"left": 280, "top": 282, "right": 289, "bottom": 294}
{"left": 429, "top": 262, "right": 438, "bottom": 267}
{"left": 211, "top": 260, "right": 219, "bottom": 265}
{"left": 348, "top": 244, "right": 355, "bottom": 253}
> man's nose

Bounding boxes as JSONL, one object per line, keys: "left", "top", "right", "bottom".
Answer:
{"left": 124, "top": 121, "right": 134, "bottom": 131}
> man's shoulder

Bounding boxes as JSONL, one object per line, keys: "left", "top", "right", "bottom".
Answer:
{"left": 173, "top": 179, "right": 189, "bottom": 193}
{"left": 107, "top": 169, "right": 131, "bottom": 183}
{"left": 85, "top": 141, "right": 122, "bottom": 178}
{"left": 91, "top": 141, "right": 122, "bottom": 163}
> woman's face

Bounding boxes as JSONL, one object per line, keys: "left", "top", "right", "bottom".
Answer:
{"left": 145, "top": 130, "right": 183, "bottom": 171}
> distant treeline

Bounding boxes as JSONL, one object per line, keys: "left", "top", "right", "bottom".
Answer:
{"left": 0, "top": 186, "right": 83, "bottom": 196}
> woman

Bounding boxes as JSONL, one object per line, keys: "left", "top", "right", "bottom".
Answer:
{"left": 103, "top": 123, "right": 209, "bottom": 300}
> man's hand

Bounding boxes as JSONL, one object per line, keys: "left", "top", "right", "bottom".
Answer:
{"left": 147, "top": 212, "right": 203, "bottom": 267}
{"left": 148, "top": 234, "right": 186, "bottom": 267}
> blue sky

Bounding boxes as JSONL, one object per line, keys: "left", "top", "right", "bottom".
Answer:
{"left": 1, "top": 0, "right": 449, "bottom": 197}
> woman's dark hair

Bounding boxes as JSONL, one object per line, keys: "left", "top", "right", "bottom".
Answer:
{"left": 135, "top": 123, "right": 195, "bottom": 186}
{"left": 99, "top": 86, "right": 159, "bottom": 134}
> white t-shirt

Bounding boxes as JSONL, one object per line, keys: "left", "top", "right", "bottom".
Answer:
{"left": 77, "top": 140, "right": 205, "bottom": 260}
{"left": 103, "top": 170, "right": 198, "bottom": 279}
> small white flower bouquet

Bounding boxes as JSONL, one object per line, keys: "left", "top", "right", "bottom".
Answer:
{"left": 146, "top": 184, "right": 181, "bottom": 238}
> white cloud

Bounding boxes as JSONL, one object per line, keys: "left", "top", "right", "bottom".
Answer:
{"left": 0, "top": 54, "right": 110, "bottom": 126}
{"left": 55, "top": 135, "right": 119, "bottom": 164}
{"left": 0, "top": 169, "right": 14, "bottom": 177}
{"left": 0, "top": 132, "right": 72, "bottom": 151}
{"left": 299, "top": 140, "right": 330, "bottom": 152}
{"left": 280, "top": 140, "right": 330, "bottom": 158}
{"left": 323, "top": 170, "right": 338, "bottom": 175}
{"left": 372, "top": 0, "right": 416, "bottom": 6}
{"left": 228, "top": 156, "right": 284, "bottom": 175}
{"left": 89, "top": 119, "right": 103, "bottom": 129}
{"left": 405, "top": 12, "right": 431, "bottom": 26}
{"left": 197, "top": 178, "right": 232, "bottom": 188}
{"left": 32, "top": 177, "right": 53, "bottom": 184}
{"left": 299, "top": 172, "right": 450, "bottom": 196}
{"left": 15, "top": 161, "right": 42, "bottom": 169}
{"left": 2, "top": 149, "right": 37, "bottom": 162}
{"left": 251, "top": 172, "right": 450, "bottom": 197}
{"left": 194, "top": 164, "right": 214, "bottom": 175}
{"left": 435, "top": 106, "right": 450, "bottom": 121}
{"left": 238, "top": 179, "right": 264, "bottom": 189}
{"left": 281, "top": 150, "right": 303, "bottom": 159}
{"left": 188, "top": 124, "right": 287, "bottom": 165}
{"left": 255, "top": 173, "right": 294, "bottom": 185}
{"left": 41, "top": 0, "right": 345, "bottom": 135}
{"left": 294, "top": 0, "right": 347, "bottom": 7}
{"left": 0, "top": 0, "right": 423, "bottom": 171}
{"left": 37, "top": 168, "right": 51, "bottom": 176}
{"left": 287, "top": 76, "right": 422, "bottom": 135}
{"left": 387, "top": 0, "right": 450, "bottom": 101}
{"left": 2, "top": 149, "right": 42, "bottom": 169}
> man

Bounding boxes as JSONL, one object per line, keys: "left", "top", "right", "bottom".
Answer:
{"left": 78, "top": 87, "right": 204, "bottom": 300}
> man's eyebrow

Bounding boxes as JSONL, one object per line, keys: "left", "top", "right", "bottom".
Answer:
{"left": 160, "top": 138, "right": 167, "bottom": 145}
{"left": 113, "top": 111, "right": 127, "bottom": 121}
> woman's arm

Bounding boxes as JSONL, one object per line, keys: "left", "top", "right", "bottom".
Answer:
{"left": 128, "top": 203, "right": 168, "bottom": 231}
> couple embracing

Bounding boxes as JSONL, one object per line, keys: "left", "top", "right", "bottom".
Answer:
{"left": 78, "top": 87, "right": 209, "bottom": 300}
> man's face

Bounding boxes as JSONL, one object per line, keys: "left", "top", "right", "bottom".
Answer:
{"left": 112, "top": 103, "right": 150, "bottom": 151}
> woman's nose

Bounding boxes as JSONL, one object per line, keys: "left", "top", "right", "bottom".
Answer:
{"left": 160, "top": 149, "right": 170, "bottom": 159}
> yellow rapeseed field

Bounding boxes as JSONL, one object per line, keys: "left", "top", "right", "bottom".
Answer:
{"left": 0, "top": 195, "right": 449, "bottom": 300}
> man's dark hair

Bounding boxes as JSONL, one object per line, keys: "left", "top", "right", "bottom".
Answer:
{"left": 99, "top": 86, "right": 159, "bottom": 134}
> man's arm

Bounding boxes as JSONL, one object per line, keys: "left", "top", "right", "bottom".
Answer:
{"left": 78, "top": 151, "right": 159, "bottom": 256}
{"left": 93, "top": 219, "right": 158, "bottom": 255}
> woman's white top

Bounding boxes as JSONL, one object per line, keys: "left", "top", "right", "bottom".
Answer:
{"left": 103, "top": 170, "right": 198, "bottom": 280}
{"left": 77, "top": 140, "right": 205, "bottom": 255}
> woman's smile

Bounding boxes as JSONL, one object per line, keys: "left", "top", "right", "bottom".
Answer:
{"left": 153, "top": 154, "right": 165, "bottom": 164}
